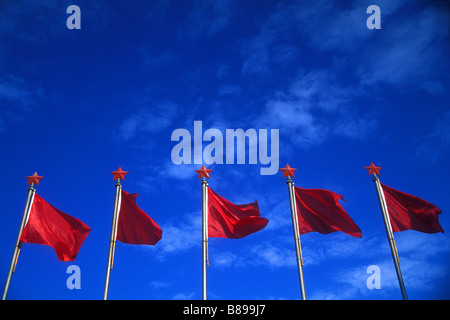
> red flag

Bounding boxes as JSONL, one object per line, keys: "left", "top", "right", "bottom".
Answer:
{"left": 381, "top": 183, "right": 444, "bottom": 234}
{"left": 294, "top": 187, "right": 362, "bottom": 238}
{"left": 208, "top": 187, "right": 268, "bottom": 239}
{"left": 116, "top": 190, "right": 162, "bottom": 245}
{"left": 20, "top": 193, "right": 91, "bottom": 261}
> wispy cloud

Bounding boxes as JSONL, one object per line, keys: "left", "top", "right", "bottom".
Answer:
{"left": 301, "top": 233, "right": 376, "bottom": 266}
{"left": 240, "top": 2, "right": 301, "bottom": 75}
{"left": 355, "top": 5, "right": 450, "bottom": 91}
{"left": 310, "top": 232, "right": 450, "bottom": 299}
{"left": 149, "top": 280, "right": 171, "bottom": 289}
{"left": 152, "top": 212, "right": 201, "bottom": 260}
{"left": 205, "top": 230, "right": 450, "bottom": 299}
{"left": 117, "top": 101, "right": 178, "bottom": 141}
{"left": 0, "top": 0, "right": 111, "bottom": 44}
{"left": 251, "top": 242, "right": 296, "bottom": 268}
{"left": 173, "top": 291, "right": 196, "bottom": 300}
{"left": 187, "top": 0, "right": 238, "bottom": 38}
{"left": 415, "top": 111, "right": 450, "bottom": 162}
{"left": 255, "top": 70, "right": 375, "bottom": 147}
{"left": 140, "top": 48, "right": 176, "bottom": 69}
{"left": 217, "top": 84, "right": 242, "bottom": 96}
{"left": 0, "top": 75, "right": 40, "bottom": 106}
{"left": 236, "top": 0, "right": 449, "bottom": 160}
{"left": 142, "top": 0, "right": 172, "bottom": 26}
{"left": 211, "top": 251, "right": 239, "bottom": 268}
{"left": 241, "top": 34, "right": 271, "bottom": 75}
{"left": 291, "top": 0, "right": 450, "bottom": 93}
{"left": 0, "top": 74, "right": 43, "bottom": 131}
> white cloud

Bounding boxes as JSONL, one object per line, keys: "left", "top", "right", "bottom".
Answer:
{"left": 152, "top": 212, "right": 201, "bottom": 260}
{"left": 0, "top": 74, "right": 42, "bottom": 106}
{"left": 164, "top": 162, "right": 199, "bottom": 180}
{"left": 251, "top": 243, "right": 296, "bottom": 268}
{"left": 208, "top": 241, "right": 296, "bottom": 269}
{"left": 142, "top": 0, "right": 172, "bottom": 26}
{"left": 0, "top": 0, "right": 110, "bottom": 43}
{"left": 187, "top": 0, "right": 237, "bottom": 38}
{"left": 240, "top": 0, "right": 448, "bottom": 155}
{"left": 217, "top": 85, "right": 242, "bottom": 96}
{"left": 140, "top": 48, "right": 176, "bottom": 69}
{"left": 356, "top": 6, "right": 450, "bottom": 90}
{"left": 117, "top": 102, "right": 178, "bottom": 141}
{"left": 333, "top": 111, "right": 377, "bottom": 140}
{"left": 0, "top": 74, "right": 42, "bottom": 131}
{"left": 241, "top": 34, "right": 271, "bottom": 75}
{"left": 300, "top": 233, "right": 376, "bottom": 267}
{"left": 134, "top": 162, "right": 202, "bottom": 195}
{"left": 211, "top": 251, "right": 239, "bottom": 267}
{"left": 415, "top": 111, "right": 450, "bottom": 162}
{"left": 310, "top": 232, "right": 450, "bottom": 299}
{"left": 207, "top": 232, "right": 373, "bottom": 271}
{"left": 255, "top": 70, "right": 375, "bottom": 147}
{"left": 173, "top": 291, "right": 196, "bottom": 300}
{"left": 149, "top": 280, "right": 171, "bottom": 289}
{"left": 240, "top": 2, "right": 301, "bottom": 75}
{"left": 242, "top": 0, "right": 449, "bottom": 97}
{"left": 0, "top": 77, "right": 34, "bottom": 105}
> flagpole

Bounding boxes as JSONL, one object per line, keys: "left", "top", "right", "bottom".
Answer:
{"left": 365, "top": 163, "right": 407, "bottom": 300}
{"left": 286, "top": 175, "right": 307, "bottom": 300}
{"left": 2, "top": 182, "right": 36, "bottom": 300}
{"left": 103, "top": 178, "right": 123, "bottom": 300}
{"left": 371, "top": 172, "right": 408, "bottom": 300}
{"left": 201, "top": 176, "right": 208, "bottom": 300}
{"left": 195, "top": 165, "right": 212, "bottom": 301}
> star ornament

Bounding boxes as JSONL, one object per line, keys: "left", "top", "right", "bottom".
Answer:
{"left": 111, "top": 167, "right": 128, "bottom": 181}
{"left": 365, "top": 162, "right": 382, "bottom": 175}
{"left": 195, "top": 165, "right": 212, "bottom": 179}
{"left": 279, "top": 164, "right": 297, "bottom": 178}
{"left": 26, "top": 172, "right": 44, "bottom": 185}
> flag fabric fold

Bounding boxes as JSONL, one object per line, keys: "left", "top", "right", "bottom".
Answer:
{"left": 381, "top": 183, "right": 444, "bottom": 234}
{"left": 116, "top": 190, "right": 162, "bottom": 245}
{"left": 20, "top": 193, "right": 91, "bottom": 261}
{"left": 207, "top": 187, "right": 268, "bottom": 239}
{"left": 294, "top": 187, "right": 362, "bottom": 238}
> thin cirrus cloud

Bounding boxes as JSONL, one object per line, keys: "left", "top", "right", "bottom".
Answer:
{"left": 117, "top": 102, "right": 178, "bottom": 142}
{"left": 254, "top": 70, "right": 375, "bottom": 147}
{"left": 309, "top": 232, "right": 450, "bottom": 299}
{"left": 0, "top": 75, "right": 43, "bottom": 131}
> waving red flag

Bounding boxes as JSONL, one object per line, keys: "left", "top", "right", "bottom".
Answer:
{"left": 294, "top": 187, "right": 362, "bottom": 238}
{"left": 20, "top": 193, "right": 91, "bottom": 261}
{"left": 381, "top": 183, "right": 444, "bottom": 234}
{"left": 208, "top": 187, "right": 268, "bottom": 239}
{"left": 116, "top": 190, "right": 162, "bottom": 245}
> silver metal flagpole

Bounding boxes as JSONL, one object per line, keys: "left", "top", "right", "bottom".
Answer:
{"left": 286, "top": 176, "right": 307, "bottom": 300}
{"left": 195, "top": 165, "right": 212, "bottom": 300}
{"left": 2, "top": 183, "right": 36, "bottom": 300}
{"left": 103, "top": 178, "right": 123, "bottom": 300}
{"left": 201, "top": 176, "right": 208, "bottom": 300}
{"left": 372, "top": 172, "right": 408, "bottom": 300}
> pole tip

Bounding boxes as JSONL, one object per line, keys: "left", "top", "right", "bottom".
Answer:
{"left": 112, "top": 167, "right": 128, "bottom": 181}
{"left": 365, "top": 163, "right": 382, "bottom": 176}
{"left": 25, "top": 172, "right": 43, "bottom": 185}
{"left": 280, "top": 164, "right": 297, "bottom": 178}
{"left": 195, "top": 165, "right": 212, "bottom": 179}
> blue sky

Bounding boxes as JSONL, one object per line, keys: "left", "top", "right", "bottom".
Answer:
{"left": 1, "top": 0, "right": 449, "bottom": 300}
